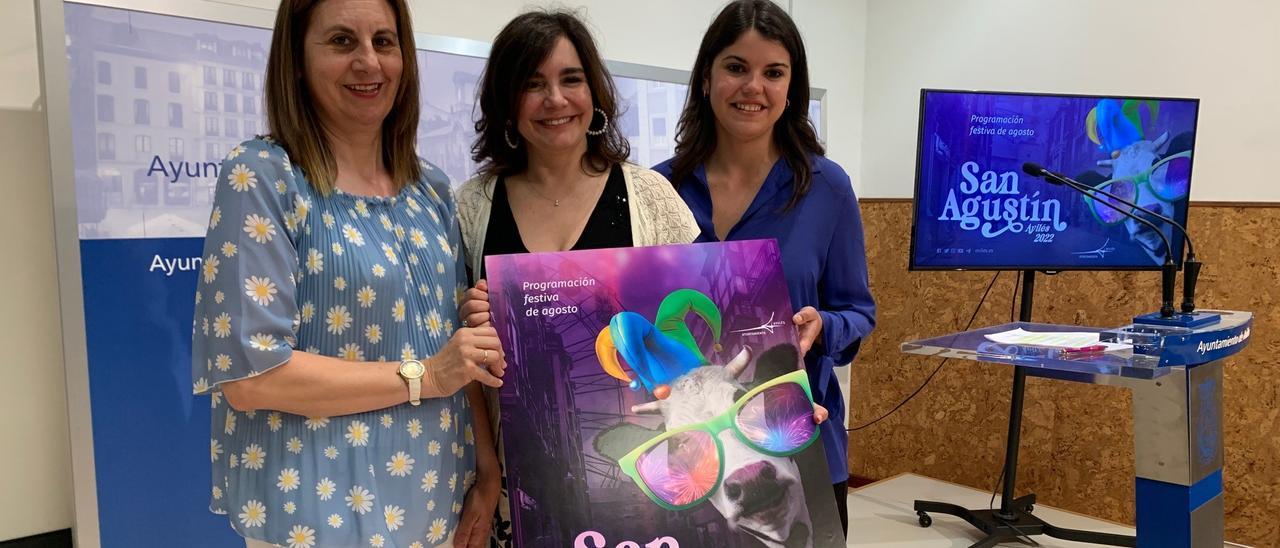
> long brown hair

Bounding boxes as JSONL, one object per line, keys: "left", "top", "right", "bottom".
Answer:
{"left": 670, "top": 0, "right": 824, "bottom": 210}
{"left": 264, "top": 0, "right": 421, "bottom": 194}
{"left": 471, "top": 10, "right": 629, "bottom": 178}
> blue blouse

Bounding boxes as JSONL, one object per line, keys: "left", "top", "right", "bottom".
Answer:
{"left": 192, "top": 137, "right": 475, "bottom": 547}
{"left": 653, "top": 156, "right": 876, "bottom": 484}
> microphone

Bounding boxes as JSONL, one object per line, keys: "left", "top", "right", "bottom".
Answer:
{"left": 1021, "top": 162, "right": 1051, "bottom": 179}
{"left": 1022, "top": 162, "right": 1178, "bottom": 318}
{"left": 1023, "top": 162, "right": 1203, "bottom": 313}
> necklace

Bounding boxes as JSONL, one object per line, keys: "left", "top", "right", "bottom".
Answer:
{"left": 525, "top": 182, "right": 569, "bottom": 207}
{"left": 522, "top": 174, "right": 600, "bottom": 207}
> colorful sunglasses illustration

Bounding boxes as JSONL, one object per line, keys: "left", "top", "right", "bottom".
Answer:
{"left": 617, "top": 370, "right": 818, "bottom": 510}
{"left": 1087, "top": 151, "right": 1191, "bottom": 225}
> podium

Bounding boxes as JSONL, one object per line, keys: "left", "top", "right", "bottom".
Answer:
{"left": 900, "top": 303, "right": 1252, "bottom": 548}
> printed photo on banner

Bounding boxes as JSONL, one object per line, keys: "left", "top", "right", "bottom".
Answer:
{"left": 486, "top": 240, "right": 843, "bottom": 548}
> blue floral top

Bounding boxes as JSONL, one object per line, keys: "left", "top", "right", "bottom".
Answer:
{"left": 192, "top": 137, "right": 475, "bottom": 548}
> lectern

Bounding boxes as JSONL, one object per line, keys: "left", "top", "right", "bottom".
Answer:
{"left": 902, "top": 301, "right": 1251, "bottom": 548}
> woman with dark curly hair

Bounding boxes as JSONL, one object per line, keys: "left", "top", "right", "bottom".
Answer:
{"left": 452, "top": 10, "right": 699, "bottom": 546}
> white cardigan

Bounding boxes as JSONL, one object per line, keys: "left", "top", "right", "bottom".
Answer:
{"left": 456, "top": 162, "right": 700, "bottom": 277}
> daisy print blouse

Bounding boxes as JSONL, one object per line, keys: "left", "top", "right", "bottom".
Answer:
{"left": 192, "top": 137, "right": 476, "bottom": 548}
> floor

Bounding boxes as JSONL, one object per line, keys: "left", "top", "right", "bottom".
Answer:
{"left": 845, "top": 473, "right": 1246, "bottom": 547}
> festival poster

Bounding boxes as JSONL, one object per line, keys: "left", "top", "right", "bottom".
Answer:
{"left": 911, "top": 90, "right": 1199, "bottom": 270}
{"left": 486, "top": 240, "right": 843, "bottom": 548}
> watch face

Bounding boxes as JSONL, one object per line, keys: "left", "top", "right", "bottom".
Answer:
{"left": 400, "top": 360, "right": 425, "bottom": 378}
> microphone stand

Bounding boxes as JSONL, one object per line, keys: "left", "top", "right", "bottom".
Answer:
{"left": 1037, "top": 170, "right": 1177, "bottom": 317}
{"left": 1046, "top": 171, "right": 1204, "bottom": 314}
{"left": 1026, "top": 163, "right": 1219, "bottom": 327}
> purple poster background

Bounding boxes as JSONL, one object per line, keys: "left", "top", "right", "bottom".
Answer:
{"left": 486, "top": 241, "right": 842, "bottom": 548}
{"left": 911, "top": 90, "right": 1199, "bottom": 270}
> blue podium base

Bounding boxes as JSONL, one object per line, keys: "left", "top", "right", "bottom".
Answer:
{"left": 1135, "top": 471, "right": 1223, "bottom": 548}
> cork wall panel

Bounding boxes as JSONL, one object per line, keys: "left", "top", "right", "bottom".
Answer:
{"left": 850, "top": 201, "right": 1280, "bottom": 546}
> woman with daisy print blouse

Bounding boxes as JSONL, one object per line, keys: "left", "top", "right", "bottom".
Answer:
{"left": 191, "top": 1, "right": 503, "bottom": 546}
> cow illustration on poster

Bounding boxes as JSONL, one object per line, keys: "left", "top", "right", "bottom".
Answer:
{"left": 486, "top": 240, "right": 843, "bottom": 548}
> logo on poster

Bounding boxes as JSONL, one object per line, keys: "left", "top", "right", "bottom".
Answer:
{"left": 730, "top": 312, "right": 789, "bottom": 338}
{"left": 937, "top": 161, "right": 1068, "bottom": 240}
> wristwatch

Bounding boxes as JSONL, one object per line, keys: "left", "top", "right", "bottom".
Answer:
{"left": 398, "top": 359, "right": 426, "bottom": 406}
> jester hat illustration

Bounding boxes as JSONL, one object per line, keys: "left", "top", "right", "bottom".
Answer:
{"left": 1086, "top": 98, "right": 1160, "bottom": 154}
{"left": 594, "top": 289, "right": 723, "bottom": 400}
{"left": 654, "top": 288, "right": 723, "bottom": 357}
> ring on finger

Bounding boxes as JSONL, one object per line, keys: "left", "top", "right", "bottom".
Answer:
{"left": 462, "top": 318, "right": 469, "bottom": 328}
{"left": 481, "top": 349, "right": 490, "bottom": 364}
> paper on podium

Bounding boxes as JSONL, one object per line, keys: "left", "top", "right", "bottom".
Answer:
{"left": 985, "top": 328, "right": 1130, "bottom": 352}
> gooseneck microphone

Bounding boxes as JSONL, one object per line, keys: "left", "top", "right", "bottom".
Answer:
{"left": 1022, "top": 162, "right": 1179, "bottom": 318}
{"left": 1020, "top": 162, "right": 1195, "bottom": 259}
{"left": 1022, "top": 162, "right": 1202, "bottom": 313}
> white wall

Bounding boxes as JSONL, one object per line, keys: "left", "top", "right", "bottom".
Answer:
{"left": 0, "top": 3, "right": 42, "bottom": 110}
{"left": 791, "top": 0, "right": 867, "bottom": 190}
{"left": 859, "top": 0, "right": 1280, "bottom": 201}
{"left": 0, "top": 0, "right": 72, "bottom": 541}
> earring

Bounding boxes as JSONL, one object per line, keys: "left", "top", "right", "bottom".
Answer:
{"left": 586, "top": 107, "right": 609, "bottom": 137}
{"left": 504, "top": 125, "right": 520, "bottom": 149}
{"left": 786, "top": 99, "right": 792, "bottom": 108}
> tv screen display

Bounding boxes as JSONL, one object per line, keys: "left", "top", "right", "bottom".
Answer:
{"left": 909, "top": 90, "right": 1199, "bottom": 271}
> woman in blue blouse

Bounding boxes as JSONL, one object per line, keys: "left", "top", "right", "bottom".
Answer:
{"left": 653, "top": 0, "right": 876, "bottom": 536}
{"left": 191, "top": 0, "right": 504, "bottom": 546}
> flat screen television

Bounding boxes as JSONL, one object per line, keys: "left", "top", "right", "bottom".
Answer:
{"left": 908, "top": 89, "right": 1199, "bottom": 271}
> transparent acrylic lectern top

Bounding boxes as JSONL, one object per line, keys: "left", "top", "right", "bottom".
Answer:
{"left": 899, "top": 310, "right": 1253, "bottom": 382}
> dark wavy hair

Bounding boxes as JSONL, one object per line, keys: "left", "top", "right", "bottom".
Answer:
{"left": 471, "top": 10, "right": 629, "bottom": 178}
{"left": 670, "top": 0, "right": 824, "bottom": 209}
{"left": 265, "top": 0, "right": 420, "bottom": 194}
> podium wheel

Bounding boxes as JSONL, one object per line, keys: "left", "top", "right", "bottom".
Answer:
{"left": 917, "top": 511, "right": 932, "bottom": 528}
